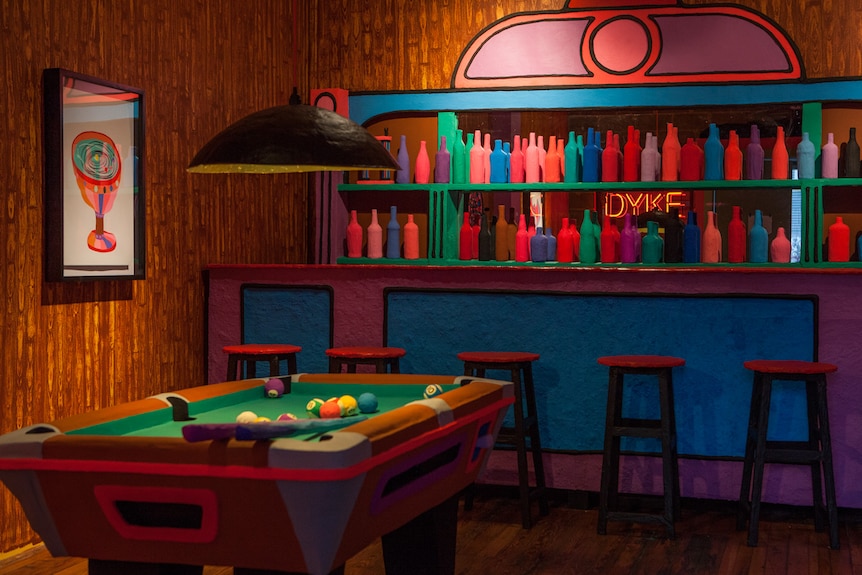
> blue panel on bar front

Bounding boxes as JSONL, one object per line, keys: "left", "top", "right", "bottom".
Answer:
{"left": 241, "top": 285, "right": 333, "bottom": 375}
{"left": 384, "top": 290, "right": 816, "bottom": 458}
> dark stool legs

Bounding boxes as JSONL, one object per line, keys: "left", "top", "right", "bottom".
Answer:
{"left": 461, "top": 355, "right": 548, "bottom": 529}
{"left": 737, "top": 360, "right": 839, "bottom": 548}
{"left": 597, "top": 356, "right": 684, "bottom": 539}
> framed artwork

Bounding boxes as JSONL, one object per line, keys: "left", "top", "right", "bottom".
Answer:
{"left": 43, "top": 68, "right": 145, "bottom": 281}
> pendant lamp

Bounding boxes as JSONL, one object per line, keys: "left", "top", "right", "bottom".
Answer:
{"left": 187, "top": 90, "right": 399, "bottom": 174}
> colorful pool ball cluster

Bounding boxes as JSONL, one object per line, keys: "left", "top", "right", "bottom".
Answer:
{"left": 306, "top": 394, "right": 372, "bottom": 419}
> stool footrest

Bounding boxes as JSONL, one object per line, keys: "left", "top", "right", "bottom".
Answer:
{"left": 764, "top": 448, "right": 824, "bottom": 464}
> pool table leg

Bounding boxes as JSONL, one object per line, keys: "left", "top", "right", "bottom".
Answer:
{"left": 380, "top": 494, "right": 459, "bottom": 575}
{"left": 89, "top": 560, "right": 203, "bottom": 574}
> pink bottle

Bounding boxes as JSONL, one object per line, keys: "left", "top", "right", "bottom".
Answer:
{"left": 510, "top": 135, "right": 525, "bottom": 183}
{"left": 702, "top": 211, "right": 722, "bottom": 263}
{"left": 661, "top": 122, "right": 680, "bottom": 181}
{"left": 822, "top": 133, "right": 839, "bottom": 179}
{"left": 469, "top": 130, "right": 484, "bottom": 184}
{"left": 525, "top": 133, "right": 540, "bottom": 183}
{"left": 366, "top": 209, "right": 383, "bottom": 259}
{"left": 414, "top": 140, "right": 430, "bottom": 184}
{"left": 403, "top": 214, "right": 419, "bottom": 259}
{"left": 770, "top": 227, "right": 791, "bottom": 263}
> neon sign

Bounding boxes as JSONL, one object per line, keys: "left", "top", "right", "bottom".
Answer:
{"left": 603, "top": 191, "right": 687, "bottom": 218}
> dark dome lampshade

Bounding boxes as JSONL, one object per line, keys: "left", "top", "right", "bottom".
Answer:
{"left": 187, "top": 104, "right": 401, "bottom": 173}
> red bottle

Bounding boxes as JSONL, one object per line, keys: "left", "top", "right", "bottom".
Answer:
{"left": 771, "top": 126, "right": 789, "bottom": 180}
{"left": 602, "top": 130, "right": 619, "bottom": 182}
{"left": 828, "top": 216, "right": 850, "bottom": 262}
{"left": 346, "top": 209, "right": 363, "bottom": 258}
{"left": 557, "top": 217, "right": 573, "bottom": 263}
{"left": 515, "top": 214, "right": 530, "bottom": 262}
{"left": 680, "top": 137, "right": 704, "bottom": 181}
{"left": 570, "top": 220, "right": 580, "bottom": 262}
{"left": 724, "top": 130, "right": 743, "bottom": 181}
{"left": 545, "top": 136, "right": 561, "bottom": 183}
{"left": 459, "top": 212, "right": 472, "bottom": 260}
{"left": 727, "top": 206, "right": 747, "bottom": 263}
{"left": 600, "top": 214, "right": 617, "bottom": 263}
{"left": 623, "top": 125, "right": 639, "bottom": 182}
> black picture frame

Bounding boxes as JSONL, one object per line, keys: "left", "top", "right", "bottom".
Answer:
{"left": 43, "top": 68, "right": 145, "bottom": 281}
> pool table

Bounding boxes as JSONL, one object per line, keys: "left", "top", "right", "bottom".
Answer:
{"left": 0, "top": 373, "right": 514, "bottom": 575}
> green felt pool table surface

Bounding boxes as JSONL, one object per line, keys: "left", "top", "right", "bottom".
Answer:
{"left": 68, "top": 381, "right": 459, "bottom": 439}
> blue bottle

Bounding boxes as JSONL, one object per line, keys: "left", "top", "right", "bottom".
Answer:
{"left": 704, "top": 123, "right": 724, "bottom": 180}
{"left": 530, "top": 227, "right": 548, "bottom": 262}
{"left": 395, "top": 135, "right": 410, "bottom": 184}
{"left": 749, "top": 209, "right": 768, "bottom": 263}
{"left": 683, "top": 211, "right": 701, "bottom": 263}
{"left": 489, "top": 139, "right": 507, "bottom": 183}
{"left": 503, "top": 141, "right": 512, "bottom": 182}
{"left": 582, "top": 128, "right": 600, "bottom": 183}
{"left": 386, "top": 206, "right": 401, "bottom": 258}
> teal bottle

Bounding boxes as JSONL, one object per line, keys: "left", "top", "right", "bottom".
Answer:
{"left": 564, "top": 131, "right": 580, "bottom": 183}
{"left": 579, "top": 209, "right": 597, "bottom": 264}
{"left": 683, "top": 211, "right": 701, "bottom": 263}
{"left": 749, "top": 209, "right": 768, "bottom": 263}
{"left": 465, "top": 131, "right": 475, "bottom": 183}
{"left": 704, "top": 123, "right": 724, "bottom": 180}
{"left": 386, "top": 205, "right": 401, "bottom": 258}
{"left": 452, "top": 129, "right": 467, "bottom": 184}
{"left": 642, "top": 220, "right": 664, "bottom": 264}
{"left": 796, "top": 132, "right": 815, "bottom": 179}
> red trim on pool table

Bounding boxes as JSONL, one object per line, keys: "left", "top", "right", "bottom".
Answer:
{"left": 0, "top": 398, "right": 513, "bottom": 483}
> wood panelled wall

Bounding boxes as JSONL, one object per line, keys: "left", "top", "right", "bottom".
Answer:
{"left": 1, "top": 0, "right": 861, "bottom": 559}
{"left": 0, "top": 0, "right": 309, "bottom": 555}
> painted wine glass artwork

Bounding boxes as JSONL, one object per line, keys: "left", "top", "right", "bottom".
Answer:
{"left": 43, "top": 68, "right": 145, "bottom": 281}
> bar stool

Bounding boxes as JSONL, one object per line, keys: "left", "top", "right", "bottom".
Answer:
{"left": 737, "top": 359, "right": 839, "bottom": 548}
{"left": 326, "top": 346, "right": 406, "bottom": 373}
{"left": 223, "top": 343, "right": 301, "bottom": 381}
{"left": 597, "top": 355, "right": 685, "bottom": 538}
{"left": 458, "top": 351, "right": 548, "bottom": 529}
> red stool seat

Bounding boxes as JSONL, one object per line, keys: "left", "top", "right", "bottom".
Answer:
{"left": 738, "top": 359, "right": 839, "bottom": 548}
{"left": 459, "top": 350, "right": 547, "bottom": 529}
{"left": 597, "top": 354, "right": 685, "bottom": 538}
{"left": 223, "top": 343, "right": 301, "bottom": 381}
{"left": 326, "top": 346, "right": 406, "bottom": 373}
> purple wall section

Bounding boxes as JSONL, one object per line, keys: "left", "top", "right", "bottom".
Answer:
{"left": 206, "top": 264, "right": 862, "bottom": 508}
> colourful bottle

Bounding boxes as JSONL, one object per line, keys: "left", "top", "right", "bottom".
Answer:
{"left": 570, "top": 219, "right": 581, "bottom": 262}
{"left": 469, "top": 130, "right": 484, "bottom": 184}
{"left": 386, "top": 206, "right": 401, "bottom": 258}
{"left": 525, "top": 132, "right": 540, "bottom": 183}
{"left": 683, "top": 211, "right": 701, "bottom": 263}
{"left": 507, "top": 208, "right": 517, "bottom": 260}
{"left": 771, "top": 226, "right": 791, "bottom": 263}
{"left": 452, "top": 129, "right": 467, "bottom": 184}
{"left": 828, "top": 216, "right": 850, "bottom": 262}
{"left": 702, "top": 211, "right": 722, "bottom": 263}
{"left": 845, "top": 128, "right": 860, "bottom": 177}
{"left": 367, "top": 208, "right": 383, "bottom": 259}
{"left": 822, "top": 133, "right": 839, "bottom": 179}
{"left": 771, "top": 126, "right": 789, "bottom": 180}
{"left": 434, "top": 136, "right": 450, "bottom": 183}
{"left": 414, "top": 140, "right": 430, "bottom": 184}
{"left": 395, "top": 135, "right": 410, "bottom": 184}
{"left": 489, "top": 139, "right": 507, "bottom": 183}
{"left": 583, "top": 128, "right": 600, "bottom": 183}
{"left": 564, "top": 131, "right": 580, "bottom": 183}
{"left": 530, "top": 227, "right": 548, "bottom": 262}
{"left": 724, "top": 130, "right": 743, "bottom": 181}
{"left": 796, "top": 132, "right": 815, "bottom": 179}
{"left": 477, "top": 209, "right": 491, "bottom": 261}
{"left": 403, "top": 214, "right": 419, "bottom": 259}
{"left": 749, "top": 209, "right": 768, "bottom": 263}
{"left": 661, "top": 122, "right": 680, "bottom": 181}
{"left": 641, "top": 132, "right": 658, "bottom": 182}
{"left": 641, "top": 220, "right": 664, "bottom": 264}
{"left": 510, "top": 135, "right": 525, "bottom": 183}
{"left": 727, "top": 206, "right": 746, "bottom": 263}
{"left": 545, "top": 226, "right": 557, "bottom": 261}
{"left": 680, "top": 137, "right": 704, "bottom": 181}
{"left": 623, "top": 125, "right": 639, "bottom": 182}
{"left": 620, "top": 213, "right": 637, "bottom": 263}
{"left": 746, "top": 125, "right": 764, "bottom": 180}
{"left": 557, "top": 217, "right": 574, "bottom": 263}
{"left": 537, "top": 135, "right": 546, "bottom": 182}
{"left": 515, "top": 214, "right": 529, "bottom": 262}
{"left": 495, "top": 205, "right": 508, "bottom": 261}
{"left": 601, "top": 130, "right": 619, "bottom": 182}
{"left": 545, "top": 136, "right": 561, "bottom": 183}
{"left": 663, "top": 207, "right": 684, "bottom": 263}
{"left": 579, "top": 209, "right": 597, "bottom": 265}
{"left": 459, "top": 212, "right": 472, "bottom": 260}
{"left": 703, "top": 123, "right": 724, "bottom": 180}
{"left": 600, "top": 214, "right": 616, "bottom": 263}
{"left": 346, "top": 209, "right": 363, "bottom": 258}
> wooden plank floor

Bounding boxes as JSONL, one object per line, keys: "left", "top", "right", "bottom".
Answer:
{"left": 2, "top": 491, "right": 861, "bottom": 575}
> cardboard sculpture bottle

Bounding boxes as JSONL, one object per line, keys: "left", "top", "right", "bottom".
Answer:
{"left": 367, "top": 209, "right": 383, "bottom": 259}
{"left": 495, "top": 205, "right": 508, "bottom": 261}
{"left": 748, "top": 209, "right": 768, "bottom": 263}
{"left": 727, "top": 206, "right": 746, "bottom": 263}
{"left": 346, "top": 210, "right": 363, "bottom": 258}
{"left": 771, "top": 126, "right": 789, "bottom": 180}
{"left": 557, "top": 217, "right": 573, "bottom": 263}
{"left": 822, "top": 133, "right": 839, "bottom": 178}
{"left": 683, "top": 211, "right": 701, "bottom": 263}
{"left": 724, "top": 130, "right": 743, "bottom": 181}
{"left": 459, "top": 212, "right": 472, "bottom": 260}
{"left": 403, "top": 214, "right": 419, "bottom": 259}
{"left": 414, "top": 140, "right": 430, "bottom": 184}
{"left": 703, "top": 123, "right": 724, "bottom": 180}
{"left": 702, "top": 211, "right": 722, "bottom": 263}
{"left": 771, "top": 227, "right": 791, "bottom": 263}
{"left": 828, "top": 216, "right": 850, "bottom": 262}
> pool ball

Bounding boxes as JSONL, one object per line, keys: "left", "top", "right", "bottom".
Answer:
{"left": 423, "top": 384, "right": 444, "bottom": 399}
{"left": 254, "top": 416, "right": 271, "bottom": 423}
{"left": 264, "top": 378, "right": 285, "bottom": 398}
{"left": 306, "top": 398, "right": 325, "bottom": 418}
{"left": 236, "top": 410, "right": 258, "bottom": 424}
{"left": 277, "top": 413, "right": 298, "bottom": 421}
{"left": 357, "top": 392, "right": 378, "bottom": 414}
{"left": 319, "top": 399, "right": 342, "bottom": 419}
{"left": 338, "top": 395, "right": 359, "bottom": 416}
